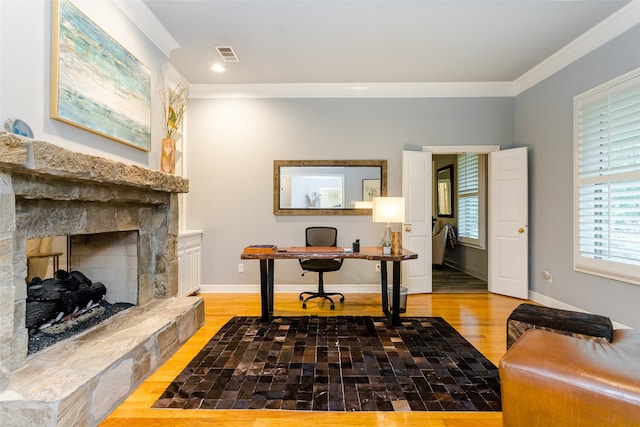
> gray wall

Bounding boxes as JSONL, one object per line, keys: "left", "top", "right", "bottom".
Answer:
{"left": 515, "top": 25, "right": 640, "bottom": 328}
{"left": 186, "top": 98, "right": 513, "bottom": 288}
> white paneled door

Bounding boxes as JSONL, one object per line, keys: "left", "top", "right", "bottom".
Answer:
{"left": 488, "top": 147, "right": 529, "bottom": 299}
{"left": 401, "top": 151, "right": 432, "bottom": 293}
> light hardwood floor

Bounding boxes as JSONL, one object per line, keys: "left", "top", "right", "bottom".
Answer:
{"left": 101, "top": 292, "right": 525, "bottom": 427}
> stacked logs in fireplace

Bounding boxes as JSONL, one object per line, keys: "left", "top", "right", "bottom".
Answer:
{"left": 26, "top": 270, "right": 107, "bottom": 333}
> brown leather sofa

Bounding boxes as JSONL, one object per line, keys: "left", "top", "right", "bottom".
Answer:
{"left": 499, "top": 327, "right": 640, "bottom": 427}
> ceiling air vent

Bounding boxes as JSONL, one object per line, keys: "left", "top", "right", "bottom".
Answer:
{"left": 216, "top": 46, "right": 239, "bottom": 62}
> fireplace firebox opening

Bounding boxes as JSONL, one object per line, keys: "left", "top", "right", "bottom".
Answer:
{"left": 25, "top": 231, "right": 140, "bottom": 354}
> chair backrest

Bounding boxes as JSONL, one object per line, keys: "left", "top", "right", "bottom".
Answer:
{"left": 305, "top": 227, "right": 338, "bottom": 247}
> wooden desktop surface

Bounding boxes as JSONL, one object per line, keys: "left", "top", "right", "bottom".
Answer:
{"left": 241, "top": 246, "right": 417, "bottom": 261}
{"left": 241, "top": 245, "right": 418, "bottom": 325}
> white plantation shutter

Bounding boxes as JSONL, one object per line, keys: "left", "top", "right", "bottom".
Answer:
{"left": 575, "top": 68, "right": 640, "bottom": 284}
{"left": 457, "top": 153, "right": 485, "bottom": 247}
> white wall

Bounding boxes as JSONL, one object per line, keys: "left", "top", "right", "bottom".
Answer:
{"left": 0, "top": 0, "right": 169, "bottom": 168}
{"left": 185, "top": 97, "right": 514, "bottom": 288}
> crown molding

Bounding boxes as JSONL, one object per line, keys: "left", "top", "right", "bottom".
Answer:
{"left": 190, "top": 81, "right": 516, "bottom": 99}
{"left": 513, "top": 1, "right": 640, "bottom": 95}
{"left": 112, "top": 0, "right": 179, "bottom": 58}
{"left": 114, "top": 0, "right": 639, "bottom": 98}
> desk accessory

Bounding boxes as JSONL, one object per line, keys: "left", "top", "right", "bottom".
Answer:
{"left": 243, "top": 244, "right": 277, "bottom": 254}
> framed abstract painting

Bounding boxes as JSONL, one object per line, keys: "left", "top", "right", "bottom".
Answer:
{"left": 50, "top": 0, "right": 151, "bottom": 151}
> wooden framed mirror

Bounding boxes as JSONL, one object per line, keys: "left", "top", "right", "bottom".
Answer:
{"left": 436, "top": 164, "right": 454, "bottom": 217}
{"left": 274, "top": 160, "right": 387, "bottom": 215}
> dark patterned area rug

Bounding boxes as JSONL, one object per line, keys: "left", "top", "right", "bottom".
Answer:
{"left": 153, "top": 316, "right": 500, "bottom": 412}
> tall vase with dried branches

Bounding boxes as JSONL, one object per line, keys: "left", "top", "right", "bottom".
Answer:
{"left": 159, "top": 72, "right": 189, "bottom": 174}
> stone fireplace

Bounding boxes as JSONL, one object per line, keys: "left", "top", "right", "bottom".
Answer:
{"left": 0, "top": 134, "right": 204, "bottom": 425}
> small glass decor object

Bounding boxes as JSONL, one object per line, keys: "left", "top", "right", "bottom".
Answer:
{"left": 380, "top": 227, "right": 392, "bottom": 254}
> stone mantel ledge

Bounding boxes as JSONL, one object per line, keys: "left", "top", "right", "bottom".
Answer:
{"left": 0, "top": 133, "right": 188, "bottom": 194}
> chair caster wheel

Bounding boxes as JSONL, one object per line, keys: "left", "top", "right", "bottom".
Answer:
{"left": 330, "top": 304, "right": 335, "bottom": 310}
{"left": 340, "top": 297, "right": 345, "bottom": 303}
{"left": 302, "top": 303, "right": 307, "bottom": 309}
{"left": 299, "top": 295, "right": 304, "bottom": 301}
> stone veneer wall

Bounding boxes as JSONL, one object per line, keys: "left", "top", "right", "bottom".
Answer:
{"left": 0, "top": 132, "right": 189, "bottom": 379}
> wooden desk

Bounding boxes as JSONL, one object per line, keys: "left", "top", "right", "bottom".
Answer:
{"left": 241, "top": 246, "right": 418, "bottom": 325}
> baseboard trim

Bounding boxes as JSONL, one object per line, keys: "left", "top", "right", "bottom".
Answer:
{"left": 529, "top": 290, "right": 630, "bottom": 329}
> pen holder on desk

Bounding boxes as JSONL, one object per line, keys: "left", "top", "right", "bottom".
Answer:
{"left": 391, "top": 231, "right": 402, "bottom": 254}
{"left": 352, "top": 241, "right": 360, "bottom": 252}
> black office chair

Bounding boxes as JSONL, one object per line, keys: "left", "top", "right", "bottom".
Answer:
{"left": 299, "top": 226, "right": 345, "bottom": 310}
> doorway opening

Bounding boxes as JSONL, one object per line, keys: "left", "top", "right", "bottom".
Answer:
{"left": 404, "top": 145, "right": 528, "bottom": 299}
{"left": 432, "top": 153, "right": 488, "bottom": 293}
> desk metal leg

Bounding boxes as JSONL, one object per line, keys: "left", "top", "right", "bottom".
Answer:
{"left": 380, "top": 261, "right": 389, "bottom": 315}
{"left": 391, "top": 261, "right": 401, "bottom": 326}
{"left": 267, "top": 259, "right": 274, "bottom": 318}
{"left": 259, "top": 259, "right": 269, "bottom": 322}
{"left": 258, "top": 259, "right": 276, "bottom": 322}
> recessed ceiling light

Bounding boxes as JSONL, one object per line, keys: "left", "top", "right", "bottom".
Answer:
{"left": 211, "top": 64, "right": 225, "bottom": 73}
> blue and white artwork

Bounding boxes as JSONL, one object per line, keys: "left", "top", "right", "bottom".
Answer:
{"left": 51, "top": 0, "right": 151, "bottom": 151}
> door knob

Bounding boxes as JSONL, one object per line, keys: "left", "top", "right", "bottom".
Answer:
{"left": 404, "top": 224, "right": 411, "bottom": 232}
{"left": 518, "top": 227, "right": 525, "bottom": 234}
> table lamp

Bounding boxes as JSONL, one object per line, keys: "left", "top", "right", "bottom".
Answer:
{"left": 372, "top": 197, "right": 405, "bottom": 254}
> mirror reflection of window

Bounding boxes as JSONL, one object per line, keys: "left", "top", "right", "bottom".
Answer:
{"left": 437, "top": 181, "right": 451, "bottom": 215}
{"left": 436, "top": 164, "right": 454, "bottom": 217}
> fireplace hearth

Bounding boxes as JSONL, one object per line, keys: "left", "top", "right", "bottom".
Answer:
{"left": 0, "top": 133, "right": 204, "bottom": 425}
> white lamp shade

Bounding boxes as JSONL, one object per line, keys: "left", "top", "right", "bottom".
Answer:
{"left": 372, "top": 197, "right": 405, "bottom": 223}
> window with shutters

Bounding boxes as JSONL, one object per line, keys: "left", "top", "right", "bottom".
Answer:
{"left": 457, "top": 153, "right": 486, "bottom": 249}
{"left": 574, "top": 68, "right": 640, "bottom": 285}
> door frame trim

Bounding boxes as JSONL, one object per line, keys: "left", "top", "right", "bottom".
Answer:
{"left": 422, "top": 145, "right": 500, "bottom": 154}
{"left": 422, "top": 145, "right": 501, "bottom": 293}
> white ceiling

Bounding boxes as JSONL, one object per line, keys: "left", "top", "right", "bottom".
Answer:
{"left": 136, "top": 1, "right": 636, "bottom": 96}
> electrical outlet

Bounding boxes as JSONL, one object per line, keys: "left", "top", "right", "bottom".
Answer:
{"left": 375, "top": 263, "right": 381, "bottom": 272}
{"left": 238, "top": 263, "right": 244, "bottom": 273}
